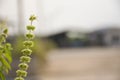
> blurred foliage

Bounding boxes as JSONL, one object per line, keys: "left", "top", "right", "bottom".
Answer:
{"left": 0, "top": 22, "right": 12, "bottom": 80}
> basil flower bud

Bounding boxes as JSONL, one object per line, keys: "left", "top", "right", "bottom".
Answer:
{"left": 19, "top": 63, "right": 28, "bottom": 70}
{"left": 20, "top": 56, "right": 31, "bottom": 63}
{"left": 21, "top": 49, "right": 32, "bottom": 56}
{"left": 29, "top": 15, "right": 36, "bottom": 21}
{"left": 23, "top": 41, "right": 34, "bottom": 47}
{"left": 1, "top": 33, "right": 7, "bottom": 38}
{"left": 14, "top": 77, "right": 24, "bottom": 80}
{"left": 27, "top": 25, "right": 35, "bottom": 31}
{"left": 16, "top": 70, "right": 27, "bottom": 77}
{"left": 5, "top": 43, "right": 13, "bottom": 50}
{"left": 26, "top": 33, "right": 34, "bottom": 39}
{"left": 3, "top": 28, "right": 8, "bottom": 34}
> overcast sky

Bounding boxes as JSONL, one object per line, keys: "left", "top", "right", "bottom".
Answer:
{"left": 36, "top": 0, "right": 120, "bottom": 36}
{"left": 0, "top": 0, "right": 120, "bottom": 36}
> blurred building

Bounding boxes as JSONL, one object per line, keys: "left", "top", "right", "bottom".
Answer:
{"left": 47, "top": 27, "right": 120, "bottom": 47}
{"left": 88, "top": 27, "right": 120, "bottom": 46}
{"left": 47, "top": 30, "right": 89, "bottom": 48}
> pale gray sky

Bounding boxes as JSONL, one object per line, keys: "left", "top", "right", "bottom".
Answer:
{"left": 0, "top": 0, "right": 120, "bottom": 36}
{"left": 37, "top": 0, "right": 120, "bottom": 36}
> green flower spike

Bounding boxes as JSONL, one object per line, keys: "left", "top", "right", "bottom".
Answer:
{"left": 14, "top": 15, "right": 36, "bottom": 80}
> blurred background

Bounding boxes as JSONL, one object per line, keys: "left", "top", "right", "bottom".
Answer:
{"left": 1, "top": 0, "right": 120, "bottom": 80}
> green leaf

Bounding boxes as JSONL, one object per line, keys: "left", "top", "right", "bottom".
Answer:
{"left": 3, "top": 53, "right": 12, "bottom": 63}
{"left": 0, "top": 56, "right": 11, "bottom": 70}
{"left": 0, "top": 71, "right": 5, "bottom": 80}
{"left": 3, "top": 43, "right": 12, "bottom": 63}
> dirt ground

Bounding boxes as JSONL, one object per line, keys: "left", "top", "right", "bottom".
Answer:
{"left": 37, "top": 47, "right": 120, "bottom": 80}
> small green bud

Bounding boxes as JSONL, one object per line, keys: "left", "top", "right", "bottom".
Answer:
{"left": 0, "top": 35, "right": 6, "bottom": 42}
{"left": 19, "top": 63, "right": 28, "bottom": 70}
{"left": 16, "top": 70, "right": 27, "bottom": 77}
{"left": 3, "top": 28, "right": 8, "bottom": 34}
{"left": 5, "top": 43, "right": 13, "bottom": 50}
{"left": 14, "top": 77, "right": 24, "bottom": 80}
{"left": 1, "top": 33, "right": 7, "bottom": 38}
{"left": 20, "top": 56, "right": 31, "bottom": 63}
{"left": 21, "top": 49, "right": 32, "bottom": 56}
{"left": 26, "top": 33, "right": 34, "bottom": 39}
{"left": 27, "top": 25, "right": 35, "bottom": 31}
{"left": 23, "top": 41, "right": 34, "bottom": 47}
{"left": 29, "top": 15, "right": 36, "bottom": 21}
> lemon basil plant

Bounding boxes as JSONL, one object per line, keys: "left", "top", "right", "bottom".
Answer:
{"left": 0, "top": 15, "right": 36, "bottom": 80}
